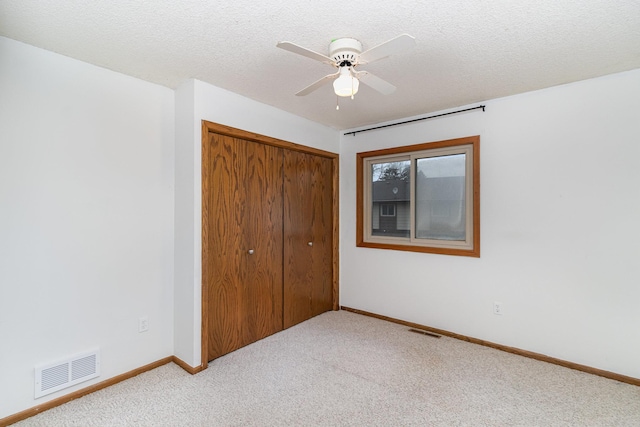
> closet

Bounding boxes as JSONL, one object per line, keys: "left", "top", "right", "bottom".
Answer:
{"left": 202, "top": 122, "right": 337, "bottom": 362}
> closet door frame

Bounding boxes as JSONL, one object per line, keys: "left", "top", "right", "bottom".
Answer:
{"left": 201, "top": 120, "right": 339, "bottom": 369}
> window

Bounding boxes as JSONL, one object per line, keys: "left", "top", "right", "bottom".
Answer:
{"left": 356, "top": 135, "right": 480, "bottom": 257}
{"left": 380, "top": 204, "right": 396, "bottom": 217}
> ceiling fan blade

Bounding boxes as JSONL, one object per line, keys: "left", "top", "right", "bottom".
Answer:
{"left": 295, "top": 72, "right": 339, "bottom": 96}
{"left": 277, "top": 41, "right": 334, "bottom": 65}
{"left": 355, "top": 71, "right": 396, "bottom": 95}
{"left": 357, "top": 33, "right": 416, "bottom": 64}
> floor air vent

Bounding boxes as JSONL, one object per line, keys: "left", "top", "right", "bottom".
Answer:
{"left": 35, "top": 349, "right": 100, "bottom": 398}
{"left": 408, "top": 328, "right": 441, "bottom": 338}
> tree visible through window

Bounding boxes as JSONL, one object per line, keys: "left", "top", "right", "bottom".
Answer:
{"left": 371, "top": 160, "right": 409, "bottom": 237}
{"left": 357, "top": 136, "right": 480, "bottom": 257}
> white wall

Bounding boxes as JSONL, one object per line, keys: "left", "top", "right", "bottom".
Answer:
{"left": 173, "top": 79, "right": 339, "bottom": 367}
{"left": 340, "top": 68, "right": 640, "bottom": 379}
{"left": 173, "top": 80, "right": 197, "bottom": 367}
{"left": 0, "top": 37, "right": 175, "bottom": 418}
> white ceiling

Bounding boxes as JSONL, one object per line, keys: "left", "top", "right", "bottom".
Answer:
{"left": 2, "top": 1, "right": 639, "bottom": 130}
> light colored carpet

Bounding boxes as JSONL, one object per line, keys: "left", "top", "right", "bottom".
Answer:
{"left": 14, "top": 310, "right": 640, "bottom": 426}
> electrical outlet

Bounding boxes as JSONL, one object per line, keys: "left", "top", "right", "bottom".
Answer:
{"left": 493, "top": 301, "right": 503, "bottom": 315}
{"left": 138, "top": 316, "right": 149, "bottom": 332}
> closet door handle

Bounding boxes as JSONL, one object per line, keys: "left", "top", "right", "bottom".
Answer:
{"left": 248, "top": 249, "right": 254, "bottom": 255}
{"left": 307, "top": 242, "right": 313, "bottom": 247}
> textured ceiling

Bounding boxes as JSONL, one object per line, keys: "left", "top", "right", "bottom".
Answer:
{"left": 1, "top": 1, "right": 640, "bottom": 130}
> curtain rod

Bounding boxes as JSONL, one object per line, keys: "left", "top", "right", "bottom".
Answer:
{"left": 343, "top": 105, "right": 486, "bottom": 136}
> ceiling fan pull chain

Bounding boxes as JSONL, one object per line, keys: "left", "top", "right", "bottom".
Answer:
{"left": 351, "top": 70, "right": 355, "bottom": 99}
{"left": 336, "top": 96, "right": 340, "bottom": 110}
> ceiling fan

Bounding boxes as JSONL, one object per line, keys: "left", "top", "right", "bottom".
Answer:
{"left": 276, "top": 34, "right": 416, "bottom": 104}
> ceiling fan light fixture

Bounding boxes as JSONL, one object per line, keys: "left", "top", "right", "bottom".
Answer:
{"left": 277, "top": 34, "right": 415, "bottom": 99}
{"left": 333, "top": 67, "right": 359, "bottom": 97}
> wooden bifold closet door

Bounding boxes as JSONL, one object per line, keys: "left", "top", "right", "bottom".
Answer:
{"left": 283, "top": 150, "right": 333, "bottom": 328}
{"left": 202, "top": 123, "right": 337, "bottom": 363}
{"left": 205, "top": 133, "right": 284, "bottom": 361}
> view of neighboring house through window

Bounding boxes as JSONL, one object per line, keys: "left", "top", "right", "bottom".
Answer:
{"left": 371, "top": 160, "right": 410, "bottom": 237}
{"left": 357, "top": 136, "right": 480, "bottom": 257}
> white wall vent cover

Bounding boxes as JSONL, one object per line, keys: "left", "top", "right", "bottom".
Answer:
{"left": 34, "top": 348, "right": 100, "bottom": 398}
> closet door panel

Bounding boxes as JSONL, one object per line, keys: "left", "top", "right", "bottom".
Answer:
{"left": 205, "top": 134, "right": 283, "bottom": 361}
{"left": 283, "top": 150, "right": 333, "bottom": 328}
{"left": 310, "top": 154, "right": 334, "bottom": 317}
{"left": 242, "top": 140, "right": 284, "bottom": 343}
{"left": 283, "top": 150, "right": 313, "bottom": 328}
{"left": 206, "top": 133, "right": 245, "bottom": 359}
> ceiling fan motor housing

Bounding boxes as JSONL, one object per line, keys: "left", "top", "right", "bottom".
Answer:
{"left": 329, "top": 38, "right": 363, "bottom": 66}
